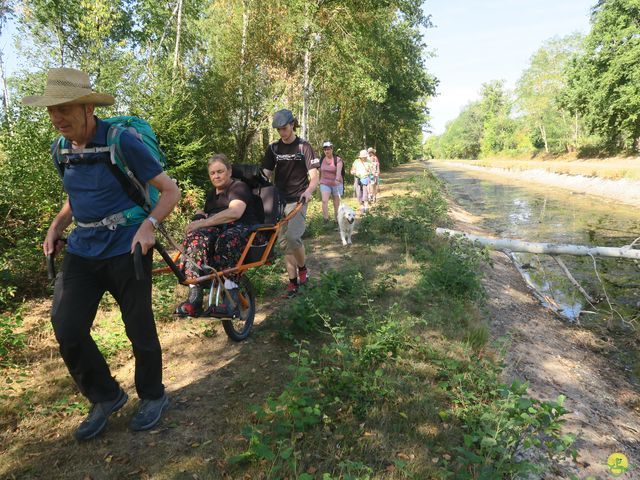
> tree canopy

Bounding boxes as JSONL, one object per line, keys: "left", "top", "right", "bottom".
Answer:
{"left": 0, "top": 0, "right": 436, "bottom": 303}
{"left": 427, "top": 0, "right": 640, "bottom": 159}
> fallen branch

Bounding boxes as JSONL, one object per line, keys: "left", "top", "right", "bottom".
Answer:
{"left": 436, "top": 228, "right": 640, "bottom": 259}
{"left": 551, "top": 255, "right": 596, "bottom": 304}
{"left": 505, "top": 251, "right": 568, "bottom": 321}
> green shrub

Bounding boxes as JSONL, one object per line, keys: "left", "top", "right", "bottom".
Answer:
{"left": 281, "top": 268, "right": 367, "bottom": 332}
{"left": 0, "top": 310, "right": 26, "bottom": 365}
{"left": 419, "top": 237, "right": 488, "bottom": 302}
{"left": 435, "top": 355, "right": 576, "bottom": 478}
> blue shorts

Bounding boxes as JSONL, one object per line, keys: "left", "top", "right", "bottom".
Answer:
{"left": 320, "top": 184, "right": 344, "bottom": 197}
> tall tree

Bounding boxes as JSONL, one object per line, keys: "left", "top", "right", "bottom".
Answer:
{"left": 563, "top": 0, "right": 640, "bottom": 151}
{"left": 516, "top": 33, "right": 584, "bottom": 153}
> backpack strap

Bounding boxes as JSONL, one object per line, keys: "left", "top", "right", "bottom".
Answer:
{"left": 270, "top": 139, "right": 306, "bottom": 163}
{"left": 106, "top": 125, "right": 152, "bottom": 211}
{"left": 51, "top": 137, "right": 66, "bottom": 179}
{"left": 52, "top": 136, "right": 113, "bottom": 172}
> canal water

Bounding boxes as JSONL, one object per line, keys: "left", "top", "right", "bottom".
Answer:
{"left": 427, "top": 163, "right": 640, "bottom": 321}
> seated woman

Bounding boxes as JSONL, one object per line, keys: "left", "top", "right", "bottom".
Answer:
{"left": 175, "top": 153, "right": 260, "bottom": 317}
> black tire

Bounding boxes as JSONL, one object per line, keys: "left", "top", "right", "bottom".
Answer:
{"left": 222, "top": 276, "right": 255, "bottom": 341}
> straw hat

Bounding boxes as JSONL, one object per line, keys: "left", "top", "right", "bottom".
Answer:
{"left": 22, "top": 68, "right": 115, "bottom": 107}
{"left": 358, "top": 149, "right": 369, "bottom": 158}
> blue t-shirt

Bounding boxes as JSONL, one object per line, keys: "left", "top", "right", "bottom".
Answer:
{"left": 55, "top": 117, "right": 163, "bottom": 259}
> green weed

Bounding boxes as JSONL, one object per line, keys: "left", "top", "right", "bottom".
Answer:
{"left": 356, "top": 172, "right": 447, "bottom": 254}
{"left": 93, "top": 317, "right": 129, "bottom": 359}
{"left": 434, "top": 355, "right": 576, "bottom": 478}
{"left": 245, "top": 256, "right": 286, "bottom": 297}
{"left": 152, "top": 272, "right": 180, "bottom": 319}
{"left": 418, "top": 237, "right": 488, "bottom": 302}
{"left": 0, "top": 264, "right": 16, "bottom": 309}
{"left": 0, "top": 310, "right": 26, "bottom": 366}
{"left": 228, "top": 342, "right": 323, "bottom": 477}
{"left": 280, "top": 268, "right": 367, "bottom": 332}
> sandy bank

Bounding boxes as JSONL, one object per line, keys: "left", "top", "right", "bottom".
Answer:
{"left": 433, "top": 160, "right": 640, "bottom": 208}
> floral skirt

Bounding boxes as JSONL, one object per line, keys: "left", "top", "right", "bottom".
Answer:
{"left": 178, "top": 223, "right": 251, "bottom": 281}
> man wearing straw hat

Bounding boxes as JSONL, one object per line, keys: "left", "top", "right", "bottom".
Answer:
{"left": 22, "top": 68, "right": 180, "bottom": 441}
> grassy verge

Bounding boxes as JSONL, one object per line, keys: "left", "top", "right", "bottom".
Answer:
{"left": 219, "top": 170, "right": 577, "bottom": 479}
{"left": 0, "top": 166, "right": 578, "bottom": 479}
{"left": 434, "top": 157, "right": 640, "bottom": 181}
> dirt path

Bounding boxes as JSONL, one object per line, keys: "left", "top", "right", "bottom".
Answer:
{"left": 2, "top": 161, "right": 639, "bottom": 479}
{"left": 0, "top": 192, "right": 362, "bottom": 480}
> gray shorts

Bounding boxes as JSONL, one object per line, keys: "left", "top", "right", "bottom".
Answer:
{"left": 279, "top": 202, "right": 308, "bottom": 253}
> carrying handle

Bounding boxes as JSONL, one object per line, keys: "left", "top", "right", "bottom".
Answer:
{"left": 134, "top": 241, "right": 186, "bottom": 283}
{"left": 45, "top": 238, "right": 66, "bottom": 282}
{"left": 46, "top": 254, "right": 56, "bottom": 281}
{"left": 133, "top": 243, "right": 145, "bottom": 281}
{"left": 154, "top": 240, "right": 186, "bottom": 283}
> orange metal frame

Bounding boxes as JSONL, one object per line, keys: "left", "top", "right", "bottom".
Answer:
{"left": 152, "top": 201, "right": 304, "bottom": 287}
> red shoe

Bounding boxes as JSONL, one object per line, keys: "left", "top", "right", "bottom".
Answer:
{"left": 174, "top": 285, "right": 204, "bottom": 317}
{"left": 208, "top": 288, "right": 240, "bottom": 318}
{"left": 282, "top": 282, "right": 298, "bottom": 299}
{"left": 298, "top": 268, "right": 309, "bottom": 285}
{"left": 174, "top": 301, "right": 201, "bottom": 317}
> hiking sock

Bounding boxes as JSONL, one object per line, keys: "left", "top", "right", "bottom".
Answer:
{"left": 224, "top": 278, "right": 238, "bottom": 289}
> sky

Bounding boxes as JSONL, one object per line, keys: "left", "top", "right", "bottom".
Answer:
{"left": 2, "top": 1, "right": 594, "bottom": 135}
{"left": 424, "top": 0, "right": 595, "bottom": 135}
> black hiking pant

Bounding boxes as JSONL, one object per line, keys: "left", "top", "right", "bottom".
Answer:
{"left": 51, "top": 252, "right": 164, "bottom": 404}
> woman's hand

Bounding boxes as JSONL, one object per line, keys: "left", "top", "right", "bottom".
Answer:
{"left": 186, "top": 219, "right": 207, "bottom": 234}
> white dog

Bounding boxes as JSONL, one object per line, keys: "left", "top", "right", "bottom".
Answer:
{"left": 337, "top": 203, "right": 356, "bottom": 246}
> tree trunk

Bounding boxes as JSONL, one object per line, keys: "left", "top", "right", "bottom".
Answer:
{"left": 172, "top": 0, "right": 183, "bottom": 80}
{"left": 241, "top": 0, "right": 248, "bottom": 70}
{"left": 302, "top": 46, "right": 311, "bottom": 140}
{"left": 539, "top": 123, "right": 548, "bottom": 153}
{"left": 0, "top": 51, "right": 9, "bottom": 112}
{"left": 301, "top": 2, "right": 321, "bottom": 140}
{"left": 234, "top": 0, "right": 250, "bottom": 162}
{"left": 436, "top": 228, "right": 640, "bottom": 260}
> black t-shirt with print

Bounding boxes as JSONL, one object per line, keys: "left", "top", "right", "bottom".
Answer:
{"left": 261, "top": 136, "right": 319, "bottom": 200}
{"left": 204, "top": 179, "right": 259, "bottom": 225}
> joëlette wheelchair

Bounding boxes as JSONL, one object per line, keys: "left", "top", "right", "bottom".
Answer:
{"left": 47, "top": 165, "right": 303, "bottom": 342}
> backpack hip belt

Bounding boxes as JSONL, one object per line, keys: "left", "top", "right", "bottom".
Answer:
{"left": 75, "top": 212, "right": 127, "bottom": 230}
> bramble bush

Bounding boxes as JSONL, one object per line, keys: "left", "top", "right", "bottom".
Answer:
{"left": 434, "top": 354, "right": 576, "bottom": 478}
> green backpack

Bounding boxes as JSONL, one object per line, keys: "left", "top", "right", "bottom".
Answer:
{"left": 53, "top": 116, "right": 167, "bottom": 227}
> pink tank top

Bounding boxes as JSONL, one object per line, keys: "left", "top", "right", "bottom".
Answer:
{"left": 320, "top": 156, "right": 342, "bottom": 186}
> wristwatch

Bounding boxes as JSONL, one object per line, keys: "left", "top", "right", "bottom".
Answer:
{"left": 146, "top": 215, "right": 159, "bottom": 229}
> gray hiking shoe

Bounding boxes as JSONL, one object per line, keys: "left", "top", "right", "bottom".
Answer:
{"left": 129, "top": 393, "right": 169, "bottom": 431}
{"left": 75, "top": 388, "right": 128, "bottom": 441}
